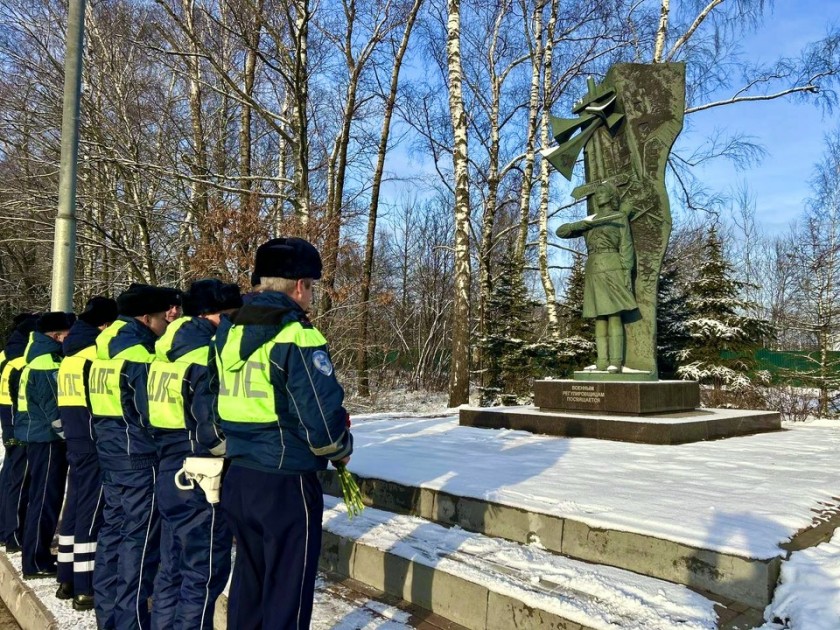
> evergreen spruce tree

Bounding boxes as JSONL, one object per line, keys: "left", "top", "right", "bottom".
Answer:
{"left": 552, "top": 253, "right": 595, "bottom": 372}
{"left": 657, "top": 252, "right": 694, "bottom": 379}
{"left": 479, "top": 251, "right": 538, "bottom": 404}
{"left": 677, "top": 226, "right": 773, "bottom": 389}
{"left": 558, "top": 254, "right": 591, "bottom": 339}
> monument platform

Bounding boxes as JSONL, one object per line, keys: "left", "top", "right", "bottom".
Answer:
{"left": 459, "top": 405, "right": 782, "bottom": 444}
{"left": 461, "top": 379, "right": 781, "bottom": 444}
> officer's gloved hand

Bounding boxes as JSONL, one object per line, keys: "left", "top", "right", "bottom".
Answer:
{"left": 51, "top": 419, "right": 65, "bottom": 440}
{"left": 209, "top": 439, "right": 227, "bottom": 457}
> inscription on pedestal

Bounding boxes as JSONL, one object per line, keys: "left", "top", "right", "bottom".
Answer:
{"left": 563, "top": 384, "right": 606, "bottom": 409}
{"left": 534, "top": 379, "right": 701, "bottom": 415}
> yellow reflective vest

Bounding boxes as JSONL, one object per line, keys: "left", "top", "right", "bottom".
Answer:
{"left": 148, "top": 318, "right": 210, "bottom": 430}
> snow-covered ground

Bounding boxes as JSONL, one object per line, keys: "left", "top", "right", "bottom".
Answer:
{"left": 755, "top": 529, "right": 840, "bottom": 630}
{"left": 348, "top": 413, "right": 840, "bottom": 559}
{"left": 341, "top": 401, "right": 840, "bottom": 629}
{"left": 1, "top": 390, "right": 839, "bottom": 628}
{"left": 3, "top": 546, "right": 416, "bottom": 630}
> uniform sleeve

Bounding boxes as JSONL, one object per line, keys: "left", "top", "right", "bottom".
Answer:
{"left": 271, "top": 341, "right": 352, "bottom": 462}
{"left": 186, "top": 363, "right": 226, "bottom": 456}
{"left": 125, "top": 362, "right": 151, "bottom": 429}
{"left": 9, "top": 369, "right": 22, "bottom": 414}
{"left": 30, "top": 368, "right": 60, "bottom": 436}
{"left": 555, "top": 219, "right": 590, "bottom": 239}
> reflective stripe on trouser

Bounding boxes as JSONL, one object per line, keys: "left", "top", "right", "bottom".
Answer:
{"left": 151, "top": 463, "right": 232, "bottom": 630}
{"left": 57, "top": 452, "right": 103, "bottom": 594}
{"left": 22, "top": 442, "right": 67, "bottom": 575}
{"left": 94, "top": 467, "right": 160, "bottom": 630}
{"left": 0, "top": 443, "right": 28, "bottom": 546}
{"left": 221, "top": 466, "right": 323, "bottom": 630}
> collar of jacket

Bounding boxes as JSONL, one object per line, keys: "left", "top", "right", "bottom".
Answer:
{"left": 221, "top": 290, "right": 308, "bottom": 367}
{"left": 96, "top": 316, "right": 158, "bottom": 360}
{"left": 63, "top": 319, "right": 102, "bottom": 357}
{"left": 3, "top": 329, "right": 30, "bottom": 361}
{"left": 25, "top": 331, "right": 63, "bottom": 363}
{"left": 154, "top": 316, "right": 215, "bottom": 362}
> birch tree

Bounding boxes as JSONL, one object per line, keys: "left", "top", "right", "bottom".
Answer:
{"left": 356, "top": 0, "right": 424, "bottom": 396}
{"left": 445, "top": 0, "right": 472, "bottom": 406}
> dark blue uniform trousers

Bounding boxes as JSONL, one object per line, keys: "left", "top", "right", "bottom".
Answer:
{"left": 0, "top": 443, "right": 28, "bottom": 548}
{"left": 57, "top": 452, "right": 104, "bottom": 595}
{"left": 222, "top": 466, "right": 323, "bottom": 630}
{"left": 94, "top": 467, "right": 160, "bottom": 630}
{"left": 22, "top": 441, "right": 67, "bottom": 575}
{"left": 151, "top": 462, "right": 232, "bottom": 630}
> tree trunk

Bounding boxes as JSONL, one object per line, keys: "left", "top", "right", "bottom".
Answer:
{"left": 446, "top": 0, "right": 471, "bottom": 407}
{"left": 537, "top": 0, "right": 560, "bottom": 334}
{"left": 357, "top": 0, "right": 423, "bottom": 397}
{"left": 291, "top": 0, "right": 311, "bottom": 227}
{"left": 240, "top": 0, "right": 264, "bottom": 237}
{"left": 514, "top": 0, "right": 542, "bottom": 263}
{"left": 476, "top": 6, "right": 505, "bottom": 391}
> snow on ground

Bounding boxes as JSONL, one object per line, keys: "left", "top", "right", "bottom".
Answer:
{"left": 3, "top": 392, "right": 840, "bottom": 629}
{"left": 3, "top": 546, "right": 414, "bottom": 630}
{"left": 324, "top": 496, "right": 718, "bottom": 630}
{"left": 312, "top": 577, "right": 413, "bottom": 630}
{"left": 5, "top": 549, "right": 98, "bottom": 630}
{"left": 757, "top": 528, "right": 840, "bottom": 630}
{"left": 344, "top": 388, "right": 455, "bottom": 416}
{"left": 347, "top": 413, "right": 840, "bottom": 558}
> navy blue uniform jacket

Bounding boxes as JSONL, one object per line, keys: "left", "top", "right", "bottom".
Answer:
{"left": 15, "top": 332, "right": 63, "bottom": 444}
{"left": 151, "top": 316, "right": 226, "bottom": 470}
{"left": 214, "top": 291, "right": 352, "bottom": 474}
{"left": 91, "top": 316, "right": 157, "bottom": 471}
{"left": 59, "top": 319, "right": 101, "bottom": 454}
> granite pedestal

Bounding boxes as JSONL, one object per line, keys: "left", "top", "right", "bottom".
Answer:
{"left": 460, "top": 379, "right": 781, "bottom": 444}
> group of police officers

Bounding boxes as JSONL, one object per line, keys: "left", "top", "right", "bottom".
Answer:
{"left": 0, "top": 237, "right": 354, "bottom": 630}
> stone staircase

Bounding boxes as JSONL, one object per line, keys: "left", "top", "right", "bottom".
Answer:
{"left": 312, "top": 469, "right": 787, "bottom": 630}
{"left": 317, "top": 494, "right": 718, "bottom": 630}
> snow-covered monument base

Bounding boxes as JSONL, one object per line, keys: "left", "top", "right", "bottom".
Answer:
{"left": 459, "top": 379, "right": 781, "bottom": 444}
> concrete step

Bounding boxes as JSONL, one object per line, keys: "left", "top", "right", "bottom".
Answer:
{"left": 318, "top": 495, "right": 719, "bottom": 630}
{"left": 0, "top": 545, "right": 449, "bottom": 630}
{"left": 214, "top": 575, "right": 467, "bottom": 630}
{"left": 320, "top": 470, "right": 781, "bottom": 609}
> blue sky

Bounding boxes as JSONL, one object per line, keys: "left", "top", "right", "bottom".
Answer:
{"left": 679, "top": 1, "right": 840, "bottom": 235}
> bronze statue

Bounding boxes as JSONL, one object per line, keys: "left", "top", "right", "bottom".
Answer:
{"left": 556, "top": 182, "right": 636, "bottom": 372}
{"left": 544, "top": 64, "right": 685, "bottom": 378}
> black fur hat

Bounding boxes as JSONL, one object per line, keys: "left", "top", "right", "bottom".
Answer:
{"left": 250, "top": 237, "right": 322, "bottom": 286}
{"left": 182, "top": 280, "right": 243, "bottom": 316}
{"left": 12, "top": 313, "right": 35, "bottom": 328}
{"left": 78, "top": 296, "right": 119, "bottom": 327}
{"left": 6, "top": 313, "right": 37, "bottom": 339}
{"left": 162, "top": 287, "right": 182, "bottom": 307}
{"left": 118, "top": 283, "right": 180, "bottom": 317}
{"left": 36, "top": 312, "right": 77, "bottom": 334}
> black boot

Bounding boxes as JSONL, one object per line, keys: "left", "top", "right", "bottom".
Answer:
{"left": 72, "top": 594, "right": 94, "bottom": 611}
{"left": 56, "top": 582, "right": 74, "bottom": 600}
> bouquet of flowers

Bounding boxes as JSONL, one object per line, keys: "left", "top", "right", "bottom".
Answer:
{"left": 335, "top": 463, "right": 364, "bottom": 518}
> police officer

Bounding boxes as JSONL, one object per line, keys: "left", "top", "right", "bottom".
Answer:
{"left": 164, "top": 289, "right": 183, "bottom": 324}
{"left": 148, "top": 279, "right": 241, "bottom": 629}
{"left": 16, "top": 311, "right": 76, "bottom": 579}
{"left": 215, "top": 238, "right": 353, "bottom": 629}
{"left": 0, "top": 314, "right": 37, "bottom": 553}
{"left": 87, "top": 283, "right": 174, "bottom": 630}
{"left": 55, "top": 297, "right": 118, "bottom": 610}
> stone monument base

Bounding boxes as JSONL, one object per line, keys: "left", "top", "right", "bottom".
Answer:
{"left": 534, "top": 378, "right": 700, "bottom": 414}
{"left": 459, "top": 405, "right": 781, "bottom": 444}
{"left": 460, "top": 379, "right": 781, "bottom": 444}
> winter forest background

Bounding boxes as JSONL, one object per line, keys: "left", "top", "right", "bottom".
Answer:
{"left": 2, "top": 0, "right": 840, "bottom": 415}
